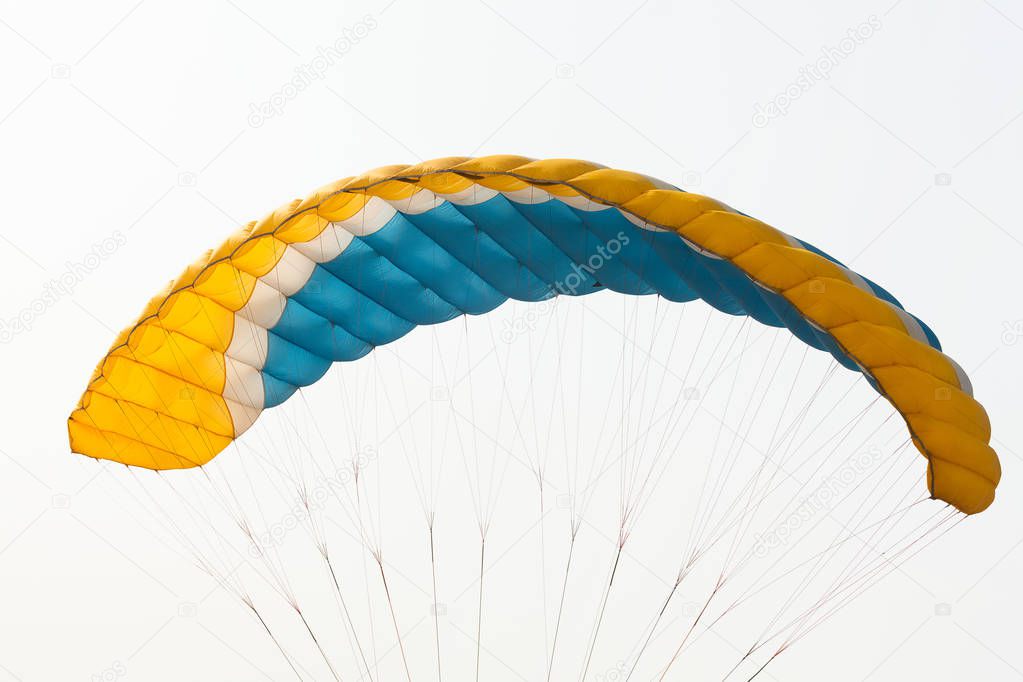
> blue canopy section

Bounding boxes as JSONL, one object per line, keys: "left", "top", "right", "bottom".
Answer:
{"left": 259, "top": 196, "right": 929, "bottom": 406}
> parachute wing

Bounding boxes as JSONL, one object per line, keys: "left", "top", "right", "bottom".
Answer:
{"left": 67, "top": 155, "right": 1000, "bottom": 513}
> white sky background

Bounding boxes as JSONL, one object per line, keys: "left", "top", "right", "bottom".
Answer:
{"left": 1, "top": 0, "right": 1022, "bottom": 680}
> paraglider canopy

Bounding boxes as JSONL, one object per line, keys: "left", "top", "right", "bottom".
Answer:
{"left": 68, "top": 155, "right": 1000, "bottom": 514}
